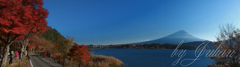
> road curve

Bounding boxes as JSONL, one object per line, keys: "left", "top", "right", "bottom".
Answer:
{"left": 30, "top": 55, "right": 54, "bottom": 67}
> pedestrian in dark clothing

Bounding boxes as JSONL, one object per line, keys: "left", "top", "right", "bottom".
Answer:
{"left": 9, "top": 51, "right": 14, "bottom": 65}
{"left": 18, "top": 51, "right": 22, "bottom": 59}
{"left": 47, "top": 52, "right": 49, "bottom": 57}
{"left": 27, "top": 54, "right": 30, "bottom": 60}
{"left": 9, "top": 57, "right": 13, "bottom": 64}
{"left": 47, "top": 51, "right": 50, "bottom": 57}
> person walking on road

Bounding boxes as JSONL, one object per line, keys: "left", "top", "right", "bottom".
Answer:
{"left": 9, "top": 51, "right": 14, "bottom": 65}
{"left": 27, "top": 54, "right": 30, "bottom": 60}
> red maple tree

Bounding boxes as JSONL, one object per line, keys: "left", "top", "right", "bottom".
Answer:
{"left": 27, "top": 43, "right": 35, "bottom": 50}
{"left": 27, "top": 34, "right": 45, "bottom": 51}
{"left": 0, "top": 0, "right": 48, "bottom": 66}
{"left": 68, "top": 43, "right": 91, "bottom": 64}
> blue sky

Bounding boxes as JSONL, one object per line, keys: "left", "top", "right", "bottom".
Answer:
{"left": 43, "top": 0, "right": 240, "bottom": 45}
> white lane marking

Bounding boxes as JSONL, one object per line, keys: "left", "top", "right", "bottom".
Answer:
{"left": 30, "top": 60, "right": 34, "bottom": 67}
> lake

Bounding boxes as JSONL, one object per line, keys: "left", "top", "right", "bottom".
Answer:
{"left": 90, "top": 49, "right": 214, "bottom": 67}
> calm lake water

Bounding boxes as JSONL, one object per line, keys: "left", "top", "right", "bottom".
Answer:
{"left": 90, "top": 49, "right": 214, "bottom": 67}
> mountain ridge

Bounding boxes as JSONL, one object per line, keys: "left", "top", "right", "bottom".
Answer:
{"left": 131, "top": 30, "right": 205, "bottom": 44}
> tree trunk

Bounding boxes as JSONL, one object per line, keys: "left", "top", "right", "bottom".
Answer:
{"left": 21, "top": 44, "right": 27, "bottom": 52}
{"left": 21, "top": 44, "right": 27, "bottom": 56}
{"left": 19, "top": 31, "right": 31, "bottom": 57}
{"left": 0, "top": 44, "right": 10, "bottom": 67}
{"left": 79, "top": 61, "right": 83, "bottom": 67}
{"left": 19, "top": 39, "right": 29, "bottom": 57}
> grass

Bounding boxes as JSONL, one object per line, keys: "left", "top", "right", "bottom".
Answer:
{"left": 64, "top": 54, "right": 124, "bottom": 67}
{"left": 5, "top": 56, "right": 29, "bottom": 67}
{"left": 84, "top": 54, "right": 124, "bottom": 67}
{"left": 5, "top": 52, "right": 36, "bottom": 67}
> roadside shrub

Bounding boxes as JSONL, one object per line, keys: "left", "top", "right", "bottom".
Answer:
{"left": 84, "top": 55, "right": 124, "bottom": 67}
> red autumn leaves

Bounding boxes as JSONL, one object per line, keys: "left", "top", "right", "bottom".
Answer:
{"left": 27, "top": 34, "right": 45, "bottom": 50}
{"left": 0, "top": 0, "right": 49, "bottom": 40}
{"left": 27, "top": 34, "right": 91, "bottom": 64}
{"left": 0, "top": 0, "right": 49, "bottom": 66}
{"left": 0, "top": 0, "right": 91, "bottom": 65}
{"left": 68, "top": 43, "right": 90, "bottom": 64}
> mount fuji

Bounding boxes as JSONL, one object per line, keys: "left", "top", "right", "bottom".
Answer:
{"left": 133, "top": 30, "right": 206, "bottom": 44}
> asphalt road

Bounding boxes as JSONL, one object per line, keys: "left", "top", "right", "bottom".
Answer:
{"left": 30, "top": 55, "right": 53, "bottom": 67}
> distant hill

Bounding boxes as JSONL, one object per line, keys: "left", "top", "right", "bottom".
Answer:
{"left": 182, "top": 41, "right": 216, "bottom": 49}
{"left": 38, "top": 27, "right": 66, "bottom": 44}
{"left": 132, "top": 30, "right": 205, "bottom": 44}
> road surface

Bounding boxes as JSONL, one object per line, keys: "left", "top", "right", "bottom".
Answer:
{"left": 30, "top": 55, "right": 56, "bottom": 67}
